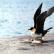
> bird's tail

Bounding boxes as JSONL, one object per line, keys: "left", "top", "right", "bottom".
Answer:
{"left": 46, "top": 27, "right": 53, "bottom": 31}
{"left": 42, "top": 27, "right": 53, "bottom": 36}
{"left": 34, "top": 3, "right": 43, "bottom": 28}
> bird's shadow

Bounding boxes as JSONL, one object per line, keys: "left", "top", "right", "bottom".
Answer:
{"left": 47, "top": 40, "right": 54, "bottom": 43}
{"left": 40, "top": 39, "right": 54, "bottom": 46}
{"left": 19, "top": 39, "right": 54, "bottom": 47}
{"left": 17, "top": 47, "right": 30, "bottom": 50}
{"left": 46, "top": 39, "right": 54, "bottom": 45}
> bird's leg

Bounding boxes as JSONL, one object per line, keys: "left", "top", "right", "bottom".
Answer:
{"left": 35, "top": 34, "right": 41, "bottom": 40}
{"left": 32, "top": 35, "right": 42, "bottom": 44}
{"left": 31, "top": 34, "right": 36, "bottom": 41}
{"left": 35, "top": 35, "right": 42, "bottom": 41}
{"left": 31, "top": 34, "right": 34, "bottom": 41}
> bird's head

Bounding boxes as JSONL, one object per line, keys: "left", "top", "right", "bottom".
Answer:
{"left": 28, "top": 27, "right": 36, "bottom": 32}
{"left": 28, "top": 27, "right": 34, "bottom": 30}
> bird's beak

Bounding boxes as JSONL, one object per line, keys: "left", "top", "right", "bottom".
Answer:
{"left": 28, "top": 29, "right": 30, "bottom": 30}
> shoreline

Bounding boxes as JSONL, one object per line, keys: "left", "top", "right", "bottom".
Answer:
{"left": 0, "top": 34, "right": 54, "bottom": 54}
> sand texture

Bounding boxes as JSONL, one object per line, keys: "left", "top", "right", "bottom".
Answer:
{"left": 0, "top": 34, "right": 54, "bottom": 54}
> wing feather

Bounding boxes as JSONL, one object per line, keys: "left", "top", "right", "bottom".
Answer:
{"left": 36, "top": 7, "right": 54, "bottom": 33}
{"left": 34, "top": 3, "right": 43, "bottom": 28}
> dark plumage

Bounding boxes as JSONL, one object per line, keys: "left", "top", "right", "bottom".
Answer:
{"left": 35, "top": 7, "right": 54, "bottom": 37}
{"left": 29, "top": 3, "right": 54, "bottom": 40}
{"left": 28, "top": 3, "right": 43, "bottom": 30}
{"left": 34, "top": 3, "right": 43, "bottom": 28}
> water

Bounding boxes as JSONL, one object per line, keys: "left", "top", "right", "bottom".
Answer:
{"left": 0, "top": 0, "right": 54, "bottom": 38}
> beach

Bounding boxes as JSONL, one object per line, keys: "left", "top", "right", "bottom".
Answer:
{"left": 0, "top": 34, "right": 54, "bottom": 54}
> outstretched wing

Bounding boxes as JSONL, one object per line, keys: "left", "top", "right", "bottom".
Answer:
{"left": 34, "top": 3, "right": 43, "bottom": 28}
{"left": 36, "top": 11, "right": 47, "bottom": 33}
{"left": 36, "top": 7, "right": 54, "bottom": 33}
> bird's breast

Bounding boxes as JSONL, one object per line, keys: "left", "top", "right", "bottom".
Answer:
{"left": 31, "top": 28, "right": 36, "bottom": 34}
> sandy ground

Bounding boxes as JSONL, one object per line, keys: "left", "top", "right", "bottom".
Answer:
{"left": 0, "top": 34, "right": 54, "bottom": 54}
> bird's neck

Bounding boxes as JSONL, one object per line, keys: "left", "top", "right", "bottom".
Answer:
{"left": 31, "top": 28, "right": 36, "bottom": 33}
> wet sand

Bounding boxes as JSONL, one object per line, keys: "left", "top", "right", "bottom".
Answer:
{"left": 0, "top": 34, "right": 54, "bottom": 54}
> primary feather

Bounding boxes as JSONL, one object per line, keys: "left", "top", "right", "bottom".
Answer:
{"left": 35, "top": 7, "right": 54, "bottom": 36}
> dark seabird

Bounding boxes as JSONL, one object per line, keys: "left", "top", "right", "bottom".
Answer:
{"left": 28, "top": 3, "right": 54, "bottom": 42}
{"left": 28, "top": 3, "right": 43, "bottom": 41}
{"left": 34, "top": 7, "right": 54, "bottom": 39}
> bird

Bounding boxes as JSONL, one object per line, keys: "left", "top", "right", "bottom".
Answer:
{"left": 35, "top": 7, "right": 54, "bottom": 39}
{"left": 28, "top": 3, "right": 43, "bottom": 41}
{"left": 28, "top": 3, "right": 54, "bottom": 42}
{"left": 29, "top": 3, "right": 43, "bottom": 30}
